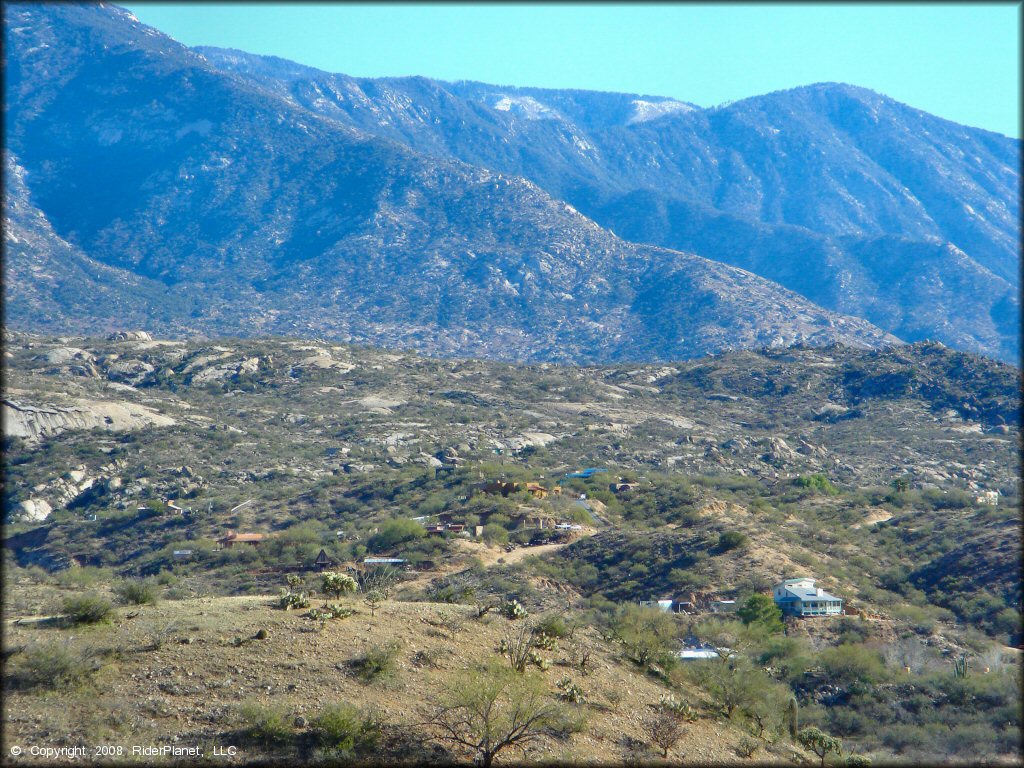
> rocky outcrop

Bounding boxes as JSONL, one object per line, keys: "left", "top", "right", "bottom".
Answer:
{"left": 2, "top": 397, "right": 175, "bottom": 441}
{"left": 17, "top": 498, "right": 52, "bottom": 522}
{"left": 189, "top": 357, "right": 261, "bottom": 384}
{"left": 107, "top": 331, "right": 153, "bottom": 341}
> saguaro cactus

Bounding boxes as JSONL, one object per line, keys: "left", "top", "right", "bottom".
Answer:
{"left": 787, "top": 696, "right": 799, "bottom": 741}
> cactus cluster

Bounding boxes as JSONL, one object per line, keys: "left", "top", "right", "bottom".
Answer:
{"left": 502, "top": 599, "right": 529, "bottom": 619}
{"left": 278, "top": 589, "right": 311, "bottom": 610}
{"left": 658, "top": 694, "right": 697, "bottom": 721}
{"left": 953, "top": 653, "right": 970, "bottom": 678}
{"left": 557, "top": 677, "right": 586, "bottom": 704}
{"left": 307, "top": 604, "right": 355, "bottom": 620}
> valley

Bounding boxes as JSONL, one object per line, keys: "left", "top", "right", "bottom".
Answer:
{"left": 3, "top": 332, "right": 1020, "bottom": 764}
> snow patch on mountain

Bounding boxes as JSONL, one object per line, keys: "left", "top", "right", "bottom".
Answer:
{"left": 491, "top": 95, "right": 562, "bottom": 121}
{"left": 627, "top": 99, "right": 696, "bottom": 125}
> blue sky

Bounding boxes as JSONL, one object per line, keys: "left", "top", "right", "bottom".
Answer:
{"left": 124, "top": 3, "right": 1020, "bottom": 137}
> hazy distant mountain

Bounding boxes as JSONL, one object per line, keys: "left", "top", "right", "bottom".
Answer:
{"left": 197, "top": 48, "right": 1020, "bottom": 361}
{"left": 3, "top": 3, "right": 897, "bottom": 362}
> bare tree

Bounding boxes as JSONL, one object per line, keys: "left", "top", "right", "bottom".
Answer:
{"left": 424, "top": 665, "right": 561, "bottom": 767}
{"left": 642, "top": 708, "right": 686, "bottom": 758}
{"left": 882, "top": 636, "right": 931, "bottom": 674}
{"left": 358, "top": 566, "right": 399, "bottom": 617}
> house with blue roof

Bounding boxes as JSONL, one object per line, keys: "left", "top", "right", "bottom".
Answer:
{"left": 772, "top": 577, "right": 843, "bottom": 617}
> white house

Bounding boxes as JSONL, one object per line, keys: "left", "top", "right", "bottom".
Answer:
{"left": 678, "top": 634, "right": 734, "bottom": 661}
{"left": 773, "top": 577, "right": 843, "bottom": 617}
{"left": 709, "top": 599, "right": 738, "bottom": 613}
{"left": 640, "top": 598, "right": 675, "bottom": 612}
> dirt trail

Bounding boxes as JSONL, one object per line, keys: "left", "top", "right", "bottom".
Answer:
{"left": 451, "top": 537, "right": 576, "bottom": 567}
{"left": 396, "top": 531, "right": 596, "bottom": 592}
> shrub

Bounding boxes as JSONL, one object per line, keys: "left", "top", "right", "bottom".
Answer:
{"left": 736, "top": 736, "right": 761, "bottom": 758}
{"left": 239, "top": 701, "right": 292, "bottom": 746}
{"left": 13, "top": 641, "right": 104, "bottom": 690}
{"left": 643, "top": 707, "right": 687, "bottom": 758}
{"left": 818, "top": 644, "right": 887, "bottom": 686}
{"left": 312, "top": 703, "right": 381, "bottom": 754}
{"left": 351, "top": 641, "right": 400, "bottom": 683}
{"left": 795, "top": 474, "right": 839, "bottom": 495}
{"left": 367, "top": 519, "right": 425, "bottom": 552}
{"left": 717, "top": 530, "right": 749, "bottom": 552}
{"left": 482, "top": 523, "right": 510, "bottom": 546}
{"left": 613, "top": 604, "right": 679, "bottom": 670}
{"left": 61, "top": 593, "right": 114, "bottom": 625}
{"left": 535, "top": 614, "right": 569, "bottom": 639}
{"left": 55, "top": 566, "right": 111, "bottom": 589}
{"left": 115, "top": 579, "right": 158, "bottom": 605}
{"left": 425, "top": 665, "right": 563, "bottom": 767}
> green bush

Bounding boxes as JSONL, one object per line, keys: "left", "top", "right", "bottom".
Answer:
{"left": 61, "top": 593, "right": 114, "bottom": 625}
{"left": 56, "top": 567, "right": 111, "bottom": 589}
{"left": 239, "top": 701, "right": 292, "bottom": 745}
{"left": 115, "top": 579, "right": 158, "bottom": 605}
{"left": 535, "top": 614, "right": 569, "bottom": 639}
{"left": 13, "top": 641, "right": 104, "bottom": 690}
{"left": 818, "top": 644, "right": 887, "bottom": 686}
{"left": 350, "top": 641, "right": 400, "bottom": 683}
{"left": 613, "top": 604, "right": 679, "bottom": 669}
{"left": 312, "top": 703, "right": 381, "bottom": 754}
{"left": 482, "top": 523, "right": 510, "bottom": 546}
{"left": 717, "top": 530, "right": 749, "bottom": 552}
{"left": 795, "top": 474, "right": 839, "bottom": 495}
{"left": 367, "top": 519, "right": 425, "bottom": 552}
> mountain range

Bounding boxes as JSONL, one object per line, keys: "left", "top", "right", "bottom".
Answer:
{"left": 3, "top": 3, "right": 1019, "bottom": 363}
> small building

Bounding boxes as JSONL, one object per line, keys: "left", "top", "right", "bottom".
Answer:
{"left": 480, "top": 480, "right": 518, "bottom": 497}
{"left": 520, "top": 482, "right": 550, "bottom": 499}
{"left": 709, "top": 599, "right": 738, "bottom": 614}
{"left": 313, "top": 549, "right": 333, "bottom": 571}
{"left": 640, "top": 598, "right": 675, "bottom": 612}
{"left": 678, "top": 643, "right": 721, "bottom": 661}
{"left": 562, "top": 468, "right": 608, "bottom": 480}
{"left": 516, "top": 514, "right": 552, "bottom": 530}
{"left": 363, "top": 557, "right": 407, "bottom": 567}
{"left": 610, "top": 481, "right": 640, "bottom": 494}
{"left": 218, "top": 532, "right": 268, "bottom": 549}
{"left": 773, "top": 577, "right": 843, "bottom": 617}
